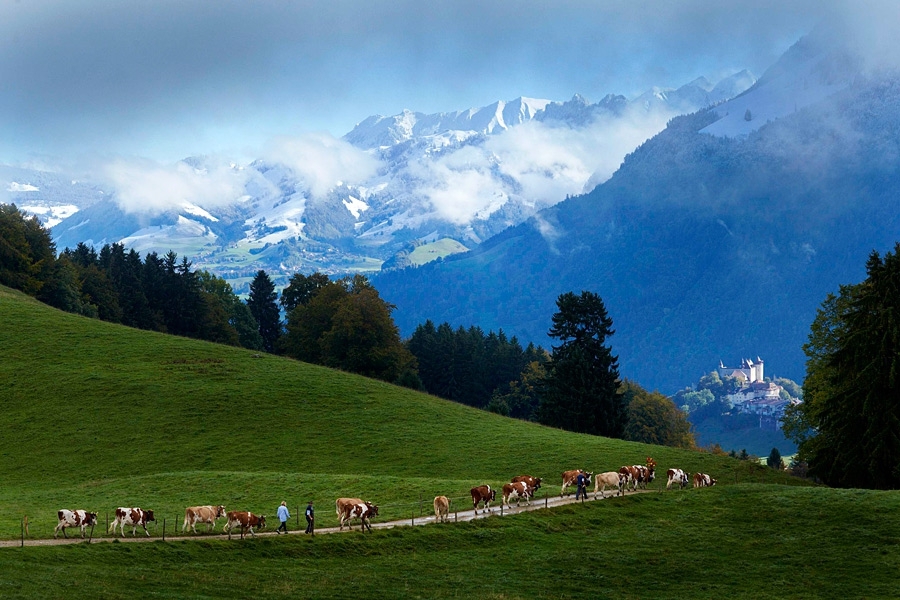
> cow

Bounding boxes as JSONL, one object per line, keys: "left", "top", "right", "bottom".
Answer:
{"left": 511, "top": 475, "right": 542, "bottom": 493}
{"left": 109, "top": 507, "right": 155, "bottom": 537}
{"left": 54, "top": 509, "right": 98, "bottom": 539}
{"left": 560, "top": 470, "right": 593, "bottom": 497}
{"left": 336, "top": 498, "right": 379, "bottom": 532}
{"left": 666, "top": 468, "right": 690, "bottom": 490}
{"left": 433, "top": 496, "right": 451, "bottom": 523}
{"left": 693, "top": 472, "right": 717, "bottom": 488}
{"left": 223, "top": 511, "right": 266, "bottom": 537}
{"left": 182, "top": 505, "right": 226, "bottom": 533}
{"left": 501, "top": 481, "right": 534, "bottom": 508}
{"left": 470, "top": 485, "right": 496, "bottom": 514}
{"left": 593, "top": 471, "right": 626, "bottom": 498}
{"left": 618, "top": 466, "right": 640, "bottom": 492}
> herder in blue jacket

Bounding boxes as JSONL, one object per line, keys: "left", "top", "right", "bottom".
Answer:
{"left": 276, "top": 501, "right": 290, "bottom": 534}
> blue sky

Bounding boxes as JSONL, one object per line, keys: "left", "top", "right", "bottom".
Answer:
{"left": 0, "top": 0, "right": 856, "bottom": 165}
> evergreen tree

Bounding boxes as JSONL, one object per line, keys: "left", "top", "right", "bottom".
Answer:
{"left": 247, "top": 270, "right": 281, "bottom": 353}
{"left": 537, "top": 291, "right": 624, "bottom": 437}
{"left": 787, "top": 243, "right": 900, "bottom": 489}
{"left": 767, "top": 447, "right": 784, "bottom": 470}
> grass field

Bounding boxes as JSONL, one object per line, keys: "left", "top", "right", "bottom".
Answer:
{"left": 1, "top": 285, "right": 896, "bottom": 598}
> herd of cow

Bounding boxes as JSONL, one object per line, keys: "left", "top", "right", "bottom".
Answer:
{"left": 461, "top": 458, "right": 718, "bottom": 519}
{"left": 51, "top": 458, "right": 717, "bottom": 539}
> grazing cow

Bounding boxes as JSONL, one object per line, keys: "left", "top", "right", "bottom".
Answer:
{"left": 470, "top": 485, "right": 496, "bottom": 514}
{"left": 501, "top": 481, "right": 534, "bottom": 508}
{"left": 511, "top": 475, "right": 542, "bottom": 492}
{"left": 560, "top": 470, "right": 593, "bottom": 497}
{"left": 182, "top": 505, "right": 226, "bottom": 533}
{"left": 693, "top": 473, "right": 717, "bottom": 488}
{"left": 54, "top": 509, "right": 98, "bottom": 539}
{"left": 593, "top": 471, "right": 626, "bottom": 498}
{"left": 109, "top": 507, "right": 156, "bottom": 537}
{"left": 336, "top": 499, "right": 379, "bottom": 532}
{"left": 223, "top": 511, "right": 266, "bottom": 537}
{"left": 666, "top": 468, "right": 690, "bottom": 490}
{"left": 433, "top": 496, "right": 451, "bottom": 523}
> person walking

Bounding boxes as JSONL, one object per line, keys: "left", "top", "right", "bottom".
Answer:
{"left": 304, "top": 501, "right": 315, "bottom": 535}
{"left": 276, "top": 501, "right": 290, "bottom": 534}
{"left": 576, "top": 471, "right": 587, "bottom": 501}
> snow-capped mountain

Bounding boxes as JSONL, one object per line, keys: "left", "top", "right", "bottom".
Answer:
{"left": 19, "top": 70, "right": 755, "bottom": 290}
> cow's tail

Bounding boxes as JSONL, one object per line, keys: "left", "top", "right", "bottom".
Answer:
{"left": 108, "top": 519, "right": 117, "bottom": 534}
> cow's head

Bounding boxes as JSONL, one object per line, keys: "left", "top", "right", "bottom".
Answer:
{"left": 86, "top": 512, "right": 98, "bottom": 525}
{"left": 533, "top": 477, "right": 542, "bottom": 490}
{"left": 366, "top": 502, "right": 379, "bottom": 517}
{"left": 257, "top": 515, "right": 267, "bottom": 528}
{"left": 585, "top": 471, "right": 594, "bottom": 484}
{"left": 145, "top": 510, "right": 156, "bottom": 523}
{"left": 709, "top": 478, "right": 717, "bottom": 486}
{"left": 216, "top": 505, "right": 226, "bottom": 518}
{"left": 489, "top": 489, "right": 497, "bottom": 501}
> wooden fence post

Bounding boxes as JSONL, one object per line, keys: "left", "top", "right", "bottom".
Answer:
{"left": 162, "top": 518, "right": 166, "bottom": 541}
{"left": 297, "top": 506, "right": 300, "bottom": 531}
{"left": 454, "top": 511, "right": 458, "bottom": 523}
{"left": 411, "top": 512, "right": 415, "bottom": 527}
{"left": 21, "top": 518, "right": 24, "bottom": 547}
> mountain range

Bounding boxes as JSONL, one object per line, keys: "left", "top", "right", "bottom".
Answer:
{"left": 3, "top": 71, "right": 755, "bottom": 292}
{"left": 373, "top": 32, "right": 900, "bottom": 393}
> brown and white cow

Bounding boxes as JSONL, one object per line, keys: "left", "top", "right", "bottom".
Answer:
{"left": 693, "top": 472, "right": 717, "bottom": 488}
{"left": 501, "top": 481, "right": 534, "bottom": 508}
{"left": 336, "top": 498, "right": 379, "bottom": 532}
{"left": 54, "top": 509, "right": 98, "bottom": 539}
{"left": 666, "top": 468, "right": 690, "bottom": 490}
{"left": 223, "top": 511, "right": 266, "bottom": 536}
{"left": 618, "top": 466, "right": 638, "bottom": 493}
{"left": 470, "top": 485, "right": 496, "bottom": 514}
{"left": 593, "top": 471, "right": 626, "bottom": 498}
{"left": 560, "top": 470, "right": 593, "bottom": 497}
{"left": 433, "top": 496, "right": 451, "bottom": 523}
{"left": 511, "top": 475, "right": 542, "bottom": 492}
{"left": 109, "top": 507, "right": 156, "bottom": 537}
{"left": 182, "top": 505, "right": 226, "bottom": 533}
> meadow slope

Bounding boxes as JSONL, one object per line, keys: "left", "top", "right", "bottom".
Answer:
{"left": 0, "top": 284, "right": 797, "bottom": 539}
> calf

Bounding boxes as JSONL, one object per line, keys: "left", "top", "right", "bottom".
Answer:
{"left": 54, "top": 509, "right": 98, "bottom": 539}
{"left": 593, "top": 471, "right": 626, "bottom": 498}
{"left": 109, "top": 507, "right": 155, "bottom": 537}
{"left": 433, "top": 496, "right": 450, "bottom": 523}
{"left": 501, "top": 481, "right": 534, "bottom": 508}
{"left": 470, "top": 485, "right": 496, "bottom": 515}
{"left": 183, "top": 505, "right": 226, "bottom": 534}
{"left": 666, "top": 468, "right": 690, "bottom": 490}
{"left": 223, "top": 511, "right": 266, "bottom": 537}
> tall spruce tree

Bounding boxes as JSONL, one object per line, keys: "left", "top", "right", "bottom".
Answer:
{"left": 787, "top": 243, "right": 900, "bottom": 489}
{"left": 247, "top": 269, "right": 281, "bottom": 353}
{"left": 537, "top": 290, "right": 624, "bottom": 437}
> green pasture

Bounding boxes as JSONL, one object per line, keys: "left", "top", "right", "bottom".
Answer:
{"left": 4, "top": 284, "right": 894, "bottom": 597}
{"left": 1, "top": 485, "right": 898, "bottom": 599}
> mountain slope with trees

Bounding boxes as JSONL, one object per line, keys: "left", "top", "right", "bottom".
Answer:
{"left": 373, "top": 42, "right": 900, "bottom": 393}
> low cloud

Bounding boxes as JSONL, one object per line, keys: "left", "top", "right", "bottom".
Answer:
{"left": 405, "top": 103, "right": 676, "bottom": 225}
{"left": 264, "top": 132, "right": 381, "bottom": 199}
{"left": 102, "top": 157, "right": 250, "bottom": 214}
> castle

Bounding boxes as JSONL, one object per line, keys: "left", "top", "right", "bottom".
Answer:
{"left": 717, "top": 357, "right": 795, "bottom": 431}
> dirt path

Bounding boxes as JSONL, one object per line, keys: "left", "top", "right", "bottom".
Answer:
{"left": 0, "top": 488, "right": 647, "bottom": 548}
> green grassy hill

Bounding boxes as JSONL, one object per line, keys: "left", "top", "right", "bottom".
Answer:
{"left": 4, "top": 285, "right": 896, "bottom": 598}
{"left": 0, "top": 284, "right": 794, "bottom": 536}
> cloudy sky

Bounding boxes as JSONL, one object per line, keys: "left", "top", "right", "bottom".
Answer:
{"left": 1, "top": 0, "right": 842, "bottom": 166}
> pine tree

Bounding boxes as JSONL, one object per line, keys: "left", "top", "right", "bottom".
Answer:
{"left": 789, "top": 243, "right": 900, "bottom": 488}
{"left": 538, "top": 291, "right": 624, "bottom": 437}
{"left": 247, "top": 270, "right": 281, "bottom": 353}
